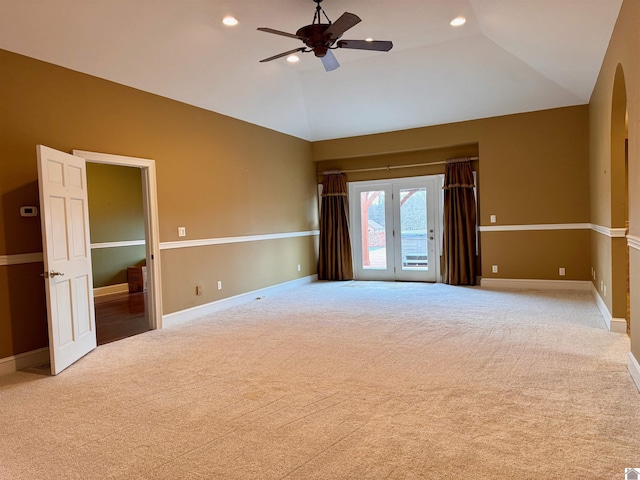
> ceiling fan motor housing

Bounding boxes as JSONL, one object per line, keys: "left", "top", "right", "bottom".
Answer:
{"left": 296, "top": 24, "right": 335, "bottom": 57}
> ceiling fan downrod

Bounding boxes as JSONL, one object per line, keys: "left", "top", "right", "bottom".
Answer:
{"left": 312, "top": 0, "right": 332, "bottom": 26}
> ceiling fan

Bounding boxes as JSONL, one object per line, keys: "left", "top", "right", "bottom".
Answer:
{"left": 257, "top": 0, "right": 393, "bottom": 72}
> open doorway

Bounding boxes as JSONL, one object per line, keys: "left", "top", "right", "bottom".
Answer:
{"left": 73, "top": 150, "right": 162, "bottom": 338}
{"left": 87, "top": 163, "right": 149, "bottom": 344}
{"left": 610, "top": 64, "right": 629, "bottom": 334}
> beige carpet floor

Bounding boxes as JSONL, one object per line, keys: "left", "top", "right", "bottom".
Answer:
{"left": 1, "top": 281, "right": 639, "bottom": 479}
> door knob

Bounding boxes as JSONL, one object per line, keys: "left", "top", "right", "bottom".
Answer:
{"left": 40, "top": 270, "right": 65, "bottom": 278}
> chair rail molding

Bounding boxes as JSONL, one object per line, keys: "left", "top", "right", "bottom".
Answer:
{"left": 478, "top": 223, "right": 590, "bottom": 232}
{"left": 591, "top": 224, "right": 627, "bottom": 237}
{"left": 160, "top": 230, "right": 320, "bottom": 250}
{"left": 0, "top": 253, "right": 43, "bottom": 266}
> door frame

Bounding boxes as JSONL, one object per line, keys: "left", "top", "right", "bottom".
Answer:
{"left": 73, "top": 150, "right": 163, "bottom": 329}
{"left": 349, "top": 175, "right": 443, "bottom": 282}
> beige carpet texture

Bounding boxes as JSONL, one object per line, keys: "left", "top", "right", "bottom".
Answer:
{"left": 1, "top": 281, "right": 639, "bottom": 479}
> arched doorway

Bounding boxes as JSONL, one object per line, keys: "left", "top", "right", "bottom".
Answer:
{"left": 610, "top": 64, "right": 629, "bottom": 333}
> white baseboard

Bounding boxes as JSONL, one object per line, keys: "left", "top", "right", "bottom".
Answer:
{"left": 162, "top": 275, "right": 318, "bottom": 328}
{"left": 610, "top": 318, "right": 628, "bottom": 333}
{"left": 480, "top": 278, "right": 591, "bottom": 291}
{"left": 628, "top": 352, "right": 640, "bottom": 393}
{"left": 0, "top": 347, "right": 50, "bottom": 376}
{"left": 93, "top": 283, "right": 129, "bottom": 297}
{"left": 589, "top": 283, "right": 628, "bottom": 333}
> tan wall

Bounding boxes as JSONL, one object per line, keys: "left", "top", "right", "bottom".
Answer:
{"left": 0, "top": 264, "right": 48, "bottom": 359}
{"left": 588, "top": 0, "right": 640, "bottom": 358}
{"left": 314, "top": 106, "right": 591, "bottom": 280}
{"left": 0, "top": 49, "right": 317, "bottom": 359}
{"left": 162, "top": 237, "right": 318, "bottom": 314}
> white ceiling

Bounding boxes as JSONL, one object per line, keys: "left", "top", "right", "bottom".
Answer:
{"left": 0, "top": 0, "right": 623, "bottom": 141}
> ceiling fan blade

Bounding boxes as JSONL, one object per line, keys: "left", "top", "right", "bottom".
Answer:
{"left": 257, "top": 27, "right": 304, "bottom": 40}
{"left": 324, "top": 12, "right": 361, "bottom": 40}
{"left": 337, "top": 40, "right": 393, "bottom": 52}
{"left": 320, "top": 49, "right": 340, "bottom": 72}
{"left": 259, "top": 47, "right": 306, "bottom": 63}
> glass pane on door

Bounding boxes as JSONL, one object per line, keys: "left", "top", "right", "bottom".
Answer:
{"left": 399, "top": 187, "right": 428, "bottom": 271}
{"left": 360, "top": 190, "right": 386, "bottom": 269}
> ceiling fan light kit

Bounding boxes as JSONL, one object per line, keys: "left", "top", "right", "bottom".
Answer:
{"left": 258, "top": 0, "right": 393, "bottom": 72}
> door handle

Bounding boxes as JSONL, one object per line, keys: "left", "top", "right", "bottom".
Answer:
{"left": 40, "top": 270, "right": 65, "bottom": 278}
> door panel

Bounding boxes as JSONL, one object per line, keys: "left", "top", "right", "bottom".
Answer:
{"left": 75, "top": 275, "right": 92, "bottom": 336}
{"left": 38, "top": 145, "right": 97, "bottom": 375}
{"left": 70, "top": 198, "right": 88, "bottom": 257}
{"left": 352, "top": 184, "right": 394, "bottom": 280}
{"left": 351, "top": 176, "right": 441, "bottom": 282}
{"left": 394, "top": 180, "right": 439, "bottom": 282}
{"left": 54, "top": 281, "right": 74, "bottom": 346}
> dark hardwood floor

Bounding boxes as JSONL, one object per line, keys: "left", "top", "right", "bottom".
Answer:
{"left": 95, "top": 292, "right": 150, "bottom": 345}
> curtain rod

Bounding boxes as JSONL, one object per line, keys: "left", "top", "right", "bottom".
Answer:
{"left": 318, "top": 156, "right": 479, "bottom": 175}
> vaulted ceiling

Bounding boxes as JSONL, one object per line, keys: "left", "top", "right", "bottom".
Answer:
{"left": 0, "top": 0, "right": 623, "bottom": 141}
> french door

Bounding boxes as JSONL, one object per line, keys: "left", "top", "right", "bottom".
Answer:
{"left": 350, "top": 176, "right": 442, "bottom": 282}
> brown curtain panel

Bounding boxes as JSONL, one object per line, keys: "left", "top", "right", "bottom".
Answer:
{"left": 443, "top": 158, "right": 477, "bottom": 285}
{"left": 318, "top": 173, "right": 354, "bottom": 280}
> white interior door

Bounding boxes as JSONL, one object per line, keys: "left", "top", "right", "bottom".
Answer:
{"left": 350, "top": 176, "right": 442, "bottom": 282}
{"left": 37, "top": 145, "right": 96, "bottom": 375}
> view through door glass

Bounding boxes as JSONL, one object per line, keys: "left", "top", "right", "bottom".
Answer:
{"left": 397, "top": 187, "right": 428, "bottom": 272}
{"left": 351, "top": 177, "right": 441, "bottom": 282}
{"left": 360, "top": 189, "right": 387, "bottom": 270}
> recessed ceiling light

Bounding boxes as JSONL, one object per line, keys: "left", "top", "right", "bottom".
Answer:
{"left": 223, "top": 16, "right": 238, "bottom": 26}
{"left": 365, "top": 37, "right": 374, "bottom": 42}
{"left": 287, "top": 55, "right": 300, "bottom": 63}
{"left": 450, "top": 16, "right": 466, "bottom": 27}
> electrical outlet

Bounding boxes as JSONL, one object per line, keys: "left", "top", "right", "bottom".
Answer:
{"left": 196, "top": 285, "right": 202, "bottom": 295}
{"left": 603, "top": 284, "right": 607, "bottom": 297}
{"left": 492, "top": 265, "right": 498, "bottom": 273}
{"left": 217, "top": 281, "right": 222, "bottom": 290}
{"left": 297, "top": 264, "right": 301, "bottom": 272}
{"left": 559, "top": 267, "right": 565, "bottom": 276}
{"left": 178, "top": 226, "right": 186, "bottom": 237}
{"left": 490, "top": 214, "right": 496, "bottom": 223}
